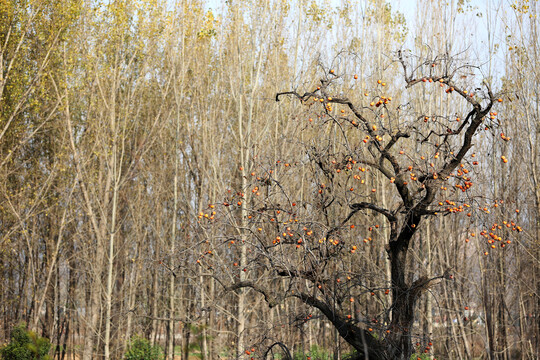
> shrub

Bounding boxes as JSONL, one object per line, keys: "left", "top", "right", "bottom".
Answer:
{"left": 293, "top": 345, "right": 331, "bottom": 360}
{"left": 342, "top": 349, "right": 359, "bottom": 360}
{"left": 410, "top": 354, "right": 432, "bottom": 360}
{"left": 124, "top": 336, "right": 162, "bottom": 360}
{"left": 0, "top": 323, "right": 51, "bottom": 360}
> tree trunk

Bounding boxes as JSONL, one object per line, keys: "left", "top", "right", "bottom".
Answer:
{"left": 387, "top": 288, "right": 416, "bottom": 358}
{"left": 387, "top": 236, "right": 415, "bottom": 358}
{"left": 386, "top": 212, "right": 430, "bottom": 359}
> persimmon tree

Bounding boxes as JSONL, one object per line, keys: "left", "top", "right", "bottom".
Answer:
{"left": 203, "top": 50, "right": 509, "bottom": 359}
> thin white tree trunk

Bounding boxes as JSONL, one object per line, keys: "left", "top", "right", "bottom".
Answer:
{"left": 104, "top": 59, "right": 121, "bottom": 360}
{"left": 168, "top": 140, "right": 178, "bottom": 360}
